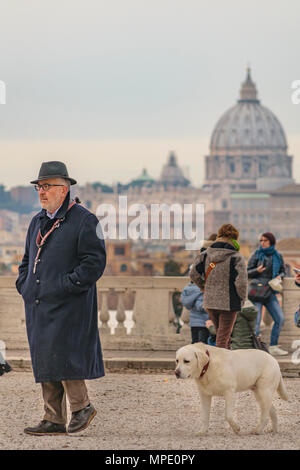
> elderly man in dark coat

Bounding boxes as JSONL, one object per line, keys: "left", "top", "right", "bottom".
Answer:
{"left": 16, "top": 161, "right": 106, "bottom": 436}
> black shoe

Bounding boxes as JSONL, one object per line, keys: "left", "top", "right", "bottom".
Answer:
{"left": 4, "top": 361, "right": 12, "bottom": 373}
{"left": 24, "top": 420, "right": 67, "bottom": 436}
{"left": 67, "top": 403, "right": 97, "bottom": 433}
{"left": 0, "top": 362, "right": 12, "bottom": 375}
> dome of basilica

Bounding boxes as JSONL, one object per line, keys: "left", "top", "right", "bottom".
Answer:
{"left": 210, "top": 68, "right": 287, "bottom": 153}
{"left": 159, "top": 152, "right": 190, "bottom": 187}
{"left": 204, "top": 69, "right": 294, "bottom": 190}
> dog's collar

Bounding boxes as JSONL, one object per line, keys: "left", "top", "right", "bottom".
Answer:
{"left": 199, "top": 350, "right": 210, "bottom": 378}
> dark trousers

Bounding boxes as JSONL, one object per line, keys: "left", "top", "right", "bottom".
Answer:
{"left": 207, "top": 309, "right": 237, "bottom": 349}
{"left": 191, "top": 326, "right": 210, "bottom": 344}
{"left": 41, "top": 380, "right": 90, "bottom": 424}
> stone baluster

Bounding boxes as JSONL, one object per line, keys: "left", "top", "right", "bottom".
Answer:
{"left": 115, "top": 288, "right": 127, "bottom": 335}
{"left": 130, "top": 290, "right": 137, "bottom": 335}
{"left": 180, "top": 306, "right": 190, "bottom": 337}
{"left": 132, "top": 281, "right": 171, "bottom": 337}
{"left": 99, "top": 288, "right": 110, "bottom": 334}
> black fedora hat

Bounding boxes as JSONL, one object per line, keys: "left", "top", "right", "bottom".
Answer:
{"left": 30, "top": 161, "right": 77, "bottom": 185}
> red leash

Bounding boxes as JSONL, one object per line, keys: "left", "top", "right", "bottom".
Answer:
{"left": 33, "top": 201, "right": 76, "bottom": 274}
{"left": 199, "top": 350, "right": 210, "bottom": 378}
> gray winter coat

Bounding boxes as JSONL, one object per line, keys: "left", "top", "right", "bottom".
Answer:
{"left": 190, "top": 238, "right": 248, "bottom": 312}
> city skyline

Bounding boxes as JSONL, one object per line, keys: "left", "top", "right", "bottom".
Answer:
{"left": 1, "top": 132, "right": 300, "bottom": 191}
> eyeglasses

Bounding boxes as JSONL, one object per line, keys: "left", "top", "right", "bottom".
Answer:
{"left": 259, "top": 239, "right": 269, "bottom": 243}
{"left": 34, "top": 184, "right": 65, "bottom": 192}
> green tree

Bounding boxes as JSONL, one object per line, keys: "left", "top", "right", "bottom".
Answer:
{"left": 164, "top": 259, "right": 182, "bottom": 276}
{"left": 0, "top": 263, "right": 9, "bottom": 275}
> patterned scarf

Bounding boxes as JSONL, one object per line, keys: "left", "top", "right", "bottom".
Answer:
{"left": 255, "top": 245, "right": 282, "bottom": 278}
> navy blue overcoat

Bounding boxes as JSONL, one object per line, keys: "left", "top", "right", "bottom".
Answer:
{"left": 16, "top": 193, "right": 106, "bottom": 383}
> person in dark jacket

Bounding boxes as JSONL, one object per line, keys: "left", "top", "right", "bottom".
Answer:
{"left": 16, "top": 161, "right": 106, "bottom": 436}
{"left": 247, "top": 232, "right": 287, "bottom": 356}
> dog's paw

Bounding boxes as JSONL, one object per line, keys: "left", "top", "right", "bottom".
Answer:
{"left": 250, "top": 428, "right": 261, "bottom": 435}
{"left": 231, "top": 424, "right": 241, "bottom": 434}
{"left": 266, "top": 427, "right": 277, "bottom": 434}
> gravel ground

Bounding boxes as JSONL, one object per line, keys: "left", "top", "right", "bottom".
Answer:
{"left": 0, "top": 370, "right": 300, "bottom": 451}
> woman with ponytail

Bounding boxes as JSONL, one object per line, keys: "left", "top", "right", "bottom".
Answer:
{"left": 247, "top": 232, "right": 287, "bottom": 356}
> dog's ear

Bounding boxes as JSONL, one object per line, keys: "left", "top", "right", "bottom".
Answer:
{"left": 194, "top": 348, "right": 209, "bottom": 373}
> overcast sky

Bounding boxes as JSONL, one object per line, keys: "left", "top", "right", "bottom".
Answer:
{"left": 0, "top": 0, "right": 299, "bottom": 188}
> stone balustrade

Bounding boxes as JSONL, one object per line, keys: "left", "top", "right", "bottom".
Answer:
{"left": 0, "top": 276, "right": 299, "bottom": 353}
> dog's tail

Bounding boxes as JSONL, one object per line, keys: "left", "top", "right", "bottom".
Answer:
{"left": 277, "top": 375, "right": 288, "bottom": 401}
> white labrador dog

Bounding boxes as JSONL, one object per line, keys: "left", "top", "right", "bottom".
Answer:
{"left": 175, "top": 342, "right": 288, "bottom": 434}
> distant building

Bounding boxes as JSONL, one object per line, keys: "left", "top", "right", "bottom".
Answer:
{"left": 0, "top": 210, "right": 19, "bottom": 232}
{"left": 0, "top": 244, "right": 24, "bottom": 264}
{"left": 10, "top": 186, "right": 39, "bottom": 208}
{"left": 159, "top": 152, "right": 190, "bottom": 188}
{"left": 270, "top": 184, "right": 300, "bottom": 239}
{"left": 204, "top": 68, "right": 294, "bottom": 191}
{"left": 105, "top": 240, "right": 193, "bottom": 276}
{"left": 130, "top": 168, "right": 155, "bottom": 188}
{"left": 202, "top": 68, "right": 299, "bottom": 241}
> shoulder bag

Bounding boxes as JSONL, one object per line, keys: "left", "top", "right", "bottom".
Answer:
{"left": 193, "top": 254, "right": 217, "bottom": 291}
{"left": 248, "top": 278, "right": 272, "bottom": 304}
